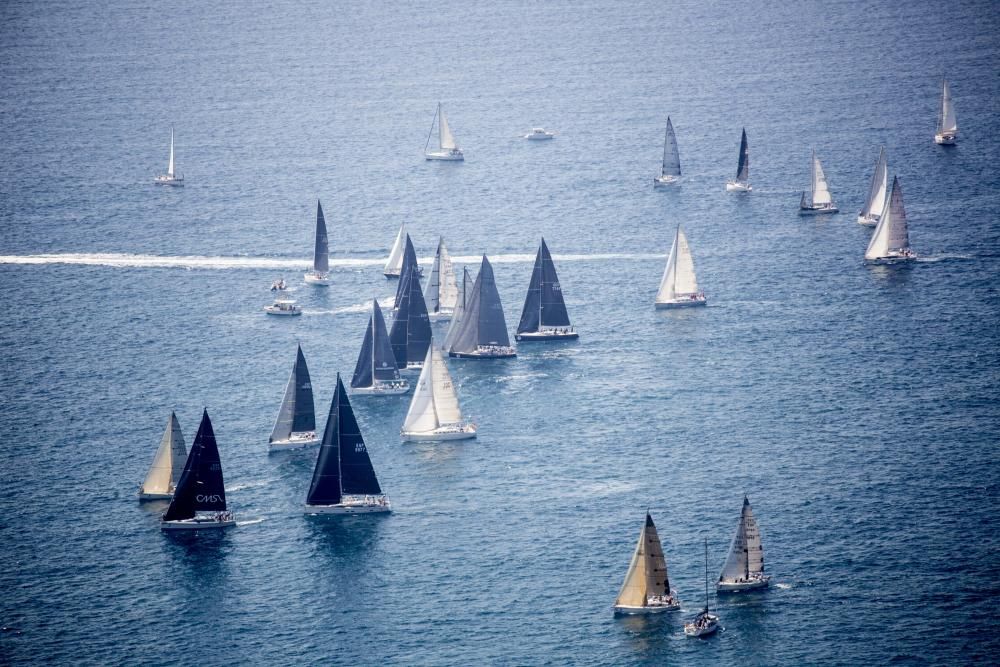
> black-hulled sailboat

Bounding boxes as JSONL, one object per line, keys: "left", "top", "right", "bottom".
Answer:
{"left": 305, "top": 374, "right": 391, "bottom": 514}
{"left": 447, "top": 255, "right": 516, "bottom": 359}
{"left": 268, "top": 344, "right": 319, "bottom": 451}
{"left": 304, "top": 200, "right": 331, "bottom": 285}
{"left": 393, "top": 234, "right": 421, "bottom": 309}
{"left": 516, "top": 238, "right": 577, "bottom": 342}
{"left": 161, "top": 409, "right": 235, "bottom": 530}
{"left": 389, "top": 264, "right": 432, "bottom": 370}
{"left": 351, "top": 299, "right": 409, "bottom": 395}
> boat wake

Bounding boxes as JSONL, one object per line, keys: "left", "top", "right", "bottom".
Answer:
{"left": 226, "top": 479, "right": 270, "bottom": 493}
{"left": 303, "top": 302, "right": 374, "bottom": 316}
{"left": 235, "top": 517, "right": 265, "bottom": 527}
{"left": 774, "top": 582, "right": 793, "bottom": 590}
{"left": 915, "top": 253, "right": 974, "bottom": 263}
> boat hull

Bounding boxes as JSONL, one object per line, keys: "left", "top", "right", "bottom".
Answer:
{"left": 653, "top": 175, "right": 679, "bottom": 186}
{"left": 655, "top": 297, "right": 707, "bottom": 309}
{"left": 265, "top": 306, "right": 302, "bottom": 316}
{"left": 425, "top": 150, "right": 464, "bottom": 161}
{"left": 449, "top": 350, "right": 517, "bottom": 359}
{"left": 726, "top": 180, "right": 751, "bottom": 192}
{"left": 161, "top": 515, "right": 235, "bottom": 531}
{"left": 865, "top": 253, "right": 916, "bottom": 265}
{"left": 304, "top": 272, "right": 331, "bottom": 286}
{"left": 268, "top": 434, "right": 320, "bottom": 452}
{"left": 515, "top": 330, "right": 579, "bottom": 342}
{"left": 717, "top": 578, "right": 770, "bottom": 593}
{"left": 799, "top": 205, "right": 839, "bottom": 215}
{"left": 154, "top": 176, "right": 184, "bottom": 186}
{"left": 138, "top": 492, "right": 172, "bottom": 501}
{"left": 305, "top": 499, "right": 391, "bottom": 515}
{"left": 684, "top": 620, "right": 720, "bottom": 637}
{"left": 613, "top": 602, "right": 680, "bottom": 615}
{"left": 856, "top": 214, "right": 879, "bottom": 227}
{"left": 934, "top": 133, "right": 956, "bottom": 145}
{"left": 384, "top": 271, "right": 401, "bottom": 279}
{"left": 401, "top": 425, "right": 477, "bottom": 442}
{"left": 351, "top": 382, "right": 410, "bottom": 395}
{"left": 525, "top": 134, "right": 554, "bottom": 140}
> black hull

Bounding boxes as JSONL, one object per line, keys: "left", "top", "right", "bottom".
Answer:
{"left": 448, "top": 351, "right": 517, "bottom": 359}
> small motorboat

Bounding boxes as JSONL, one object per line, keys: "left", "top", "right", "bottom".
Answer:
{"left": 524, "top": 127, "right": 555, "bottom": 140}
{"left": 270, "top": 278, "right": 287, "bottom": 291}
{"left": 265, "top": 295, "right": 302, "bottom": 316}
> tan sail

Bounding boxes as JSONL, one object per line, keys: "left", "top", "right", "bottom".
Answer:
{"left": 140, "top": 412, "right": 186, "bottom": 497}
{"left": 614, "top": 522, "right": 649, "bottom": 608}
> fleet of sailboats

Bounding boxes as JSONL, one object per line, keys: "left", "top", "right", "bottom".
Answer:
{"left": 865, "top": 176, "right": 916, "bottom": 263}
{"left": 304, "top": 200, "right": 331, "bottom": 285}
{"left": 389, "top": 264, "right": 433, "bottom": 370}
{"left": 655, "top": 225, "right": 706, "bottom": 309}
{"left": 653, "top": 117, "right": 681, "bottom": 186}
{"left": 424, "top": 237, "right": 459, "bottom": 321}
{"left": 425, "top": 102, "right": 464, "bottom": 161}
{"left": 447, "top": 256, "right": 517, "bottom": 359}
{"left": 154, "top": 126, "right": 184, "bottom": 186}
{"left": 857, "top": 146, "right": 888, "bottom": 227}
{"left": 268, "top": 345, "right": 319, "bottom": 451}
{"left": 401, "top": 345, "right": 477, "bottom": 441}
{"left": 725, "top": 128, "right": 751, "bottom": 192}
{"left": 304, "top": 374, "right": 391, "bottom": 514}
{"left": 934, "top": 78, "right": 957, "bottom": 145}
{"left": 161, "top": 409, "right": 235, "bottom": 530}
{"left": 139, "top": 412, "right": 187, "bottom": 500}
{"left": 717, "top": 496, "right": 771, "bottom": 593}
{"left": 516, "top": 239, "right": 577, "bottom": 341}
{"left": 799, "top": 151, "right": 839, "bottom": 214}
{"left": 351, "top": 299, "right": 409, "bottom": 395}
{"left": 613, "top": 513, "right": 680, "bottom": 614}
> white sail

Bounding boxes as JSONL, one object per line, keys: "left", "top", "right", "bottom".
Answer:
{"left": 140, "top": 412, "right": 186, "bottom": 496}
{"left": 425, "top": 237, "right": 459, "bottom": 312}
{"left": 614, "top": 522, "right": 649, "bottom": 607}
{"left": 866, "top": 176, "right": 909, "bottom": 260}
{"left": 810, "top": 153, "right": 833, "bottom": 206}
{"left": 430, "top": 347, "right": 463, "bottom": 424}
{"left": 860, "top": 147, "right": 888, "bottom": 218}
{"left": 438, "top": 104, "right": 457, "bottom": 150}
{"left": 938, "top": 79, "right": 957, "bottom": 134}
{"left": 384, "top": 225, "right": 406, "bottom": 275}
{"left": 656, "top": 226, "right": 699, "bottom": 302}
{"left": 402, "top": 346, "right": 440, "bottom": 433}
{"left": 442, "top": 269, "right": 468, "bottom": 350}
{"left": 719, "top": 497, "right": 765, "bottom": 583}
{"left": 167, "top": 127, "right": 175, "bottom": 177}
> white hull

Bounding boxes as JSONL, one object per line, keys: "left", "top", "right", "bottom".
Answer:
{"left": 268, "top": 434, "right": 320, "bottom": 452}
{"left": 653, "top": 175, "right": 679, "bottom": 186}
{"left": 684, "top": 617, "right": 720, "bottom": 637}
{"left": 799, "top": 204, "right": 839, "bottom": 215}
{"left": 613, "top": 600, "right": 680, "bottom": 615}
{"left": 305, "top": 497, "right": 391, "bottom": 514}
{"left": 265, "top": 305, "right": 302, "bottom": 316}
{"left": 426, "top": 150, "right": 464, "bottom": 161}
{"left": 351, "top": 381, "right": 410, "bottom": 395}
{"left": 934, "top": 133, "right": 956, "bottom": 145}
{"left": 856, "top": 214, "right": 879, "bottom": 227}
{"left": 525, "top": 134, "right": 554, "bottom": 140}
{"left": 515, "top": 329, "right": 579, "bottom": 342}
{"left": 138, "top": 491, "right": 172, "bottom": 501}
{"left": 865, "top": 253, "right": 916, "bottom": 265}
{"left": 449, "top": 346, "right": 517, "bottom": 359}
{"left": 154, "top": 175, "right": 184, "bottom": 186}
{"left": 404, "top": 361, "right": 425, "bottom": 371}
{"left": 161, "top": 514, "right": 235, "bottom": 531}
{"left": 384, "top": 270, "right": 401, "bottom": 279}
{"left": 401, "top": 424, "right": 477, "bottom": 442}
{"left": 717, "top": 577, "right": 770, "bottom": 593}
{"left": 428, "top": 310, "right": 454, "bottom": 322}
{"left": 655, "top": 295, "right": 707, "bottom": 309}
{"left": 726, "top": 180, "right": 751, "bottom": 192}
{"left": 304, "top": 272, "right": 331, "bottom": 286}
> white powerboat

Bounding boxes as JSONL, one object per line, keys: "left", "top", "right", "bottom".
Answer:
{"left": 524, "top": 127, "right": 555, "bottom": 140}
{"left": 725, "top": 128, "right": 751, "bottom": 192}
{"left": 934, "top": 79, "right": 957, "bottom": 145}
{"left": 153, "top": 127, "right": 184, "bottom": 186}
{"left": 653, "top": 117, "right": 681, "bottom": 186}
{"left": 265, "top": 295, "right": 302, "bottom": 316}
{"left": 799, "top": 151, "right": 839, "bottom": 215}
{"left": 613, "top": 513, "right": 681, "bottom": 615}
{"left": 425, "top": 102, "right": 464, "bottom": 161}
{"left": 655, "top": 225, "right": 706, "bottom": 309}
{"left": 717, "top": 495, "right": 772, "bottom": 593}
{"left": 270, "top": 278, "right": 288, "bottom": 291}
{"left": 401, "top": 345, "right": 477, "bottom": 442}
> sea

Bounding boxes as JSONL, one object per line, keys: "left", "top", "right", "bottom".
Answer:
{"left": 1, "top": 1, "right": 999, "bottom": 665}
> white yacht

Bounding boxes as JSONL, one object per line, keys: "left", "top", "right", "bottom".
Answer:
{"left": 304, "top": 200, "right": 331, "bottom": 285}
{"left": 613, "top": 513, "right": 681, "bottom": 614}
{"left": 934, "top": 79, "right": 957, "bottom": 145}
{"left": 401, "top": 345, "right": 477, "bottom": 441}
{"left": 153, "top": 127, "right": 184, "bottom": 186}
{"left": 725, "top": 128, "right": 751, "bottom": 192}
{"left": 425, "top": 102, "right": 464, "bottom": 161}
{"left": 655, "top": 225, "right": 706, "bottom": 309}
{"left": 865, "top": 176, "right": 916, "bottom": 264}
{"left": 799, "top": 151, "right": 838, "bottom": 215}
{"left": 653, "top": 117, "right": 681, "bottom": 186}
{"left": 857, "top": 147, "right": 888, "bottom": 227}
{"left": 524, "top": 127, "right": 555, "bottom": 140}
{"left": 265, "top": 294, "right": 302, "bottom": 316}
{"left": 717, "top": 495, "right": 771, "bottom": 593}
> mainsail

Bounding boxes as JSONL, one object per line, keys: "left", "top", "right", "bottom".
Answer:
{"left": 809, "top": 152, "right": 833, "bottom": 206}
{"left": 425, "top": 237, "right": 459, "bottom": 315}
{"left": 352, "top": 299, "right": 402, "bottom": 388}
{"left": 438, "top": 103, "right": 457, "bottom": 150}
{"left": 403, "top": 345, "right": 465, "bottom": 433}
{"left": 859, "top": 147, "right": 888, "bottom": 219}
{"left": 661, "top": 117, "right": 681, "bottom": 178}
{"left": 656, "top": 226, "right": 699, "bottom": 302}
{"left": 865, "top": 176, "right": 910, "bottom": 259}
{"left": 448, "top": 256, "right": 513, "bottom": 354}
{"left": 163, "top": 409, "right": 227, "bottom": 521}
{"left": 443, "top": 268, "right": 471, "bottom": 351}
{"left": 938, "top": 79, "right": 957, "bottom": 135}
{"left": 615, "top": 513, "right": 670, "bottom": 608}
{"left": 384, "top": 225, "right": 407, "bottom": 276}
{"left": 312, "top": 200, "right": 330, "bottom": 274}
{"left": 394, "top": 234, "right": 420, "bottom": 307}
{"left": 140, "top": 412, "right": 187, "bottom": 497}
{"left": 719, "top": 496, "right": 766, "bottom": 583}
{"left": 167, "top": 127, "right": 175, "bottom": 177}
{"left": 269, "top": 345, "right": 317, "bottom": 443}
{"left": 517, "top": 238, "right": 571, "bottom": 334}
{"left": 389, "top": 264, "right": 432, "bottom": 367}
{"left": 735, "top": 128, "right": 750, "bottom": 182}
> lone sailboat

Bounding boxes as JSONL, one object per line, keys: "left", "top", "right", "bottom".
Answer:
{"left": 304, "top": 374, "right": 391, "bottom": 514}
{"left": 389, "top": 264, "right": 433, "bottom": 370}
{"left": 139, "top": 412, "right": 187, "bottom": 500}
{"left": 718, "top": 495, "right": 771, "bottom": 593}
{"left": 384, "top": 225, "right": 407, "bottom": 278}
{"left": 154, "top": 126, "right": 184, "bottom": 186}
{"left": 393, "top": 234, "right": 422, "bottom": 309}
{"left": 425, "top": 237, "right": 459, "bottom": 321}
{"left": 934, "top": 79, "right": 957, "bottom": 145}
{"left": 425, "top": 102, "right": 464, "bottom": 161}
{"left": 448, "top": 255, "right": 517, "bottom": 359}
{"left": 653, "top": 117, "right": 681, "bottom": 186}
{"left": 442, "top": 267, "right": 472, "bottom": 352}
{"left": 725, "top": 128, "right": 751, "bottom": 192}
{"left": 612, "top": 513, "right": 680, "bottom": 614}
{"left": 865, "top": 176, "right": 916, "bottom": 263}
{"left": 516, "top": 238, "right": 577, "bottom": 341}
{"left": 857, "top": 146, "right": 888, "bottom": 227}
{"left": 268, "top": 344, "right": 319, "bottom": 451}
{"left": 401, "top": 344, "right": 477, "bottom": 441}
{"left": 655, "top": 225, "right": 706, "bottom": 309}
{"left": 304, "top": 200, "right": 331, "bottom": 285}
{"left": 160, "top": 409, "right": 235, "bottom": 530}
{"left": 683, "top": 538, "right": 720, "bottom": 637}
{"left": 351, "top": 299, "right": 409, "bottom": 395}
{"left": 799, "top": 151, "right": 838, "bottom": 214}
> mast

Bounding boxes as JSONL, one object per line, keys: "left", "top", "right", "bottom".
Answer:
{"left": 424, "top": 105, "right": 439, "bottom": 154}
{"left": 313, "top": 200, "right": 329, "bottom": 274}
{"left": 704, "top": 538, "right": 709, "bottom": 612}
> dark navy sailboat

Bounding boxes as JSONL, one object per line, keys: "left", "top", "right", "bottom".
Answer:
{"left": 304, "top": 200, "right": 331, "bottom": 285}
{"left": 393, "top": 234, "right": 422, "bottom": 308}
{"left": 516, "top": 239, "right": 577, "bottom": 342}
{"left": 160, "top": 409, "right": 235, "bottom": 530}
{"left": 389, "top": 265, "right": 432, "bottom": 370}
{"left": 448, "top": 255, "right": 516, "bottom": 359}
{"left": 305, "top": 374, "right": 391, "bottom": 514}
{"left": 351, "top": 299, "right": 409, "bottom": 395}
{"left": 268, "top": 344, "right": 319, "bottom": 451}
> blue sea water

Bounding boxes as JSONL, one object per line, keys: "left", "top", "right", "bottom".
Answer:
{"left": 2, "top": 0, "right": 999, "bottom": 664}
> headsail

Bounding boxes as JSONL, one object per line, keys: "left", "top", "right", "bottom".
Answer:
{"left": 865, "top": 176, "right": 910, "bottom": 259}
{"left": 614, "top": 513, "right": 669, "bottom": 608}
{"left": 449, "top": 255, "right": 513, "bottom": 354}
{"left": 810, "top": 152, "right": 833, "bottom": 206}
{"left": 735, "top": 128, "right": 750, "bottom": 182}
{"left": 163, "top": 410, "right": 227, "bottom": 521}
{"left": 389, "top": 264, "right": 432, "bottom": 367}
{"left": 394, "top": 234, "right": 420, "bottom": 307}
{"left": 443, "top": 268, "right": 471, "bottom": 351}
{"left": 307, "top": 377, "right": 345, "bottom": 506}
{"left": 860, "top": 147, "right": 888, "bottom": 218}
{"left": 719, "top": 496, "right": 766, "bottom": 583}
{"left": 384, "top": 225, "right": 406, "bottom": 276}
{"left": 313, "top": 200, "right": 329, "bottom": 274}
{"left": 140, "top": 412, "right": 187, "bottom": 496}
{"left": 661, "top": 117, "right": 681, "bottom": 178}
{"left": 938, "top": 79, "right": 957, "bottom": 134}
{"left": 656, "top": 226, "right": 699, "bottom": 301}
{"left": 425, "top": 237, "right": 459, "bottom": 314}
{"left": 269, "top": 345, "right": 317, "bottom": 443}
{"left": 438, "top": 103, "right": 457, "bottom": 150}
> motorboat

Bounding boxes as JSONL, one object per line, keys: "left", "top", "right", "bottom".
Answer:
{"left": 270, "top": 278, "right": 287, "bottom": 291}
{"left": 524, "top": 127, "right": 555, "bottom": 140}
{"left": 265, "top": 295, "right": 302, "bottom": 316}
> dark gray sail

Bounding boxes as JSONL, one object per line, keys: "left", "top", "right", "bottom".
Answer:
{"left": 518, "top": 239, "right": 572, "bottom": 335}
{"left": 394, "top": 234, "right": 420, "bottom": 307}
{"left": 735, "top": 128, "right": 750, "bottom": 182}
{"left": 350, "top": 314, "right": 376, "bottom": 388}
{"left": 389, "top": 265, "right": 432, "bottom": 367}
{"left": 449, "top": 255, "right": 512, "bottom": 354}
{"left": 306, "top": 377, "right": 344, "bottom": 506}
{"left": 163, "top": 409, "right": 227, "bottom": 521}
{"left": 442, "top": 267, "right": 471, "bottom": 351}
{"left": 291, "top": 346, "right": 315, "bottom": 432}
{"left": 352, "top": 299, "right": 402, "bottom": 388}
{"left": 517, "top": 249, "right": 543, "bottom": 335}
{"left": 662, "top": 117, "right": 681, "bottom": 177}
{"left": 313, "top": 200, "right": 329, "bottom": 273}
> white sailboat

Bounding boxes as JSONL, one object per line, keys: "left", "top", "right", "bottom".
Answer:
{"left": 384, "top": 225, "right": 407, "bottom": 278}
{"left": 865, "top": 176, "right": 916, "bottom": 263}
{"left": 139, "top": 412, "right": 187, "bottom": 500}
{"left": 683, "top": 538, "right": 720, "bottom": 637}
{"left": 934, "top": 79, "right": 957, "bottom": 145}
{"left": 424, "top": 237, "right": 459, "bottom": 321}
{"left": 857, "top": 146, "right": 888, "bottom": 227}
{"left": 799, "top": 151, "right": 838, "bottom": 215}
{"left": 725, "top": 128, "right": 751, "bottom": 192}
{"left": 401, "top": 344, "right": 477, "bottom": 441}
{"left": 268, "top": 345, "right": 319, "bottom": 451}
{"left": 153, "top": 127, "right": 184, "bottom": 186}
{"left": 718, "top": 495, "right": 771, "bottom": 593}
{"left": 425, "top": 102, "right": 464, "bottom": 161}
{"left": 304, "top": 200, "right": 331, "bottom": 285}
{"left": 613, "top": 513, "right": 681, "bottom": 614}
{"left": 655, "top": 225, "right": 706, "bottom": 309}
{"left": 653, "top": 117, "right": 681, "bottom": 186}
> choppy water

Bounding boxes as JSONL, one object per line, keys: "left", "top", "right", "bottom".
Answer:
{"left": 2, "top": 1, "right": 999, "bottom": 665}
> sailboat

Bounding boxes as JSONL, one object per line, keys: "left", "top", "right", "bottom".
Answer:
{"left": 799, "top": 151, "right": 839, "bottom": 214}
{"left": 138, "top": 412, "right": 187, "bottom": 500}
{"left": 683, "top": 538, "right": 720, "bottom": 637}
{"left": 865, "top": 176, "right": 916, "bottom": 263}
{"left": 718, "top": 495, "right": 771, "bottom": 593}
{"left": 424, "top": 102, "right": 464, "bottom": 161}
{"left": 389, "top": 264, "right": 432, "bottom": 370}
{"left": 304, "top": 374, "right": 391, "bottom": 514}
{"left": 304, "top": 200, "right": 331, "bottom": 285}
{"left": 384, "top": 225, "right": 407, "bottom": 278}
{"left": 655, "top": 225, "right": 706, "bottom": 309}
{"left": 447, "top": 255, "right": 517, "bottom": 359}
{"left": 425, "top": 237, "right": 459, "bottom": 321}
{"left": 516, "top": 238, "right": 577, "bottom": 341}
{"left": 154, "top": 126, "right": 184, "bottom": 186}
{"left": 612, "top": 513, "right": 680, "bottom": 614}
{"left": 268, "top": 344, "right": 319, "bottom": 451}
{"left": 393, "top": 234, "right": 422, "bottom": 309}
{"left": 934, "top": 79, "right": 957, "bottom": 145}
{"left": 857, "top": 146, "right": 888, "bottom": 227}
{"left": 725, "top": 128, "right": 751, "bottom": 191}
{"left": 351, "top": 299, "right": 409, "bottom": 395}
{"left": 160, "top": 409, "right": 235, "bottom": 530}
{"left": 401, "top": 344, "right": 477, "bottom": 441}
{"left": 442, "top": 267, "right": 471, "bottom": 352}
{"left": 653, "top": 117, "right": 681, "bottom": 186}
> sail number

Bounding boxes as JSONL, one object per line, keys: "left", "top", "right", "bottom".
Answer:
{"left": 355, "top": 443, "right": 366, "bottom": 453}
{"left": 196, "top": 494, "right": 223, "bottom": 503}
